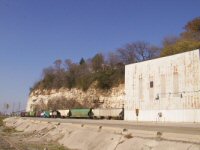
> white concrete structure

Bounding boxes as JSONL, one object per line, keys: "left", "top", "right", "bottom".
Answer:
{"left": 125, "top": 49, "right": 200, "bottom": 122}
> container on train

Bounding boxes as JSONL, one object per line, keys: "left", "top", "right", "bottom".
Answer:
{"left": 20, "top": 112, "right": 26, "bottom": 117}
{"left": 58, "top": 110, "right": 69, "bottom": 118}
{"left": 69, "top": 108, "right": 92, "bottom": 118}
{"left": 92, "top": 108, "right": 123, "bottom": 119}
{"left": 25, "top": 112, "right": 29, "bottom": 117}
{"left": 51, "top": 110, "right": 61, "bottom": 118}
{"left": 29, "top": 111, "right": 36, "bottom": 117}
{"left": 36, "top": 111, "right": 42, "bottom": 117}
{"left": 43, "top": 111, "right": 50, "bottom": 118}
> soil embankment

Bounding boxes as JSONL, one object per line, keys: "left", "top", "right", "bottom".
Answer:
{"left": 3, "top": 117, "right": 200, "bottom": 150}
{"left": 0, "top": 117, "right": 67, "bottom": 150}
{"left": 0, "top": 117, "right": 17, "bottom": 149}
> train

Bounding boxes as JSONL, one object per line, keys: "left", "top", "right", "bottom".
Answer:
{"left": 20, "top": 108, "right": 124, "bottom": 120}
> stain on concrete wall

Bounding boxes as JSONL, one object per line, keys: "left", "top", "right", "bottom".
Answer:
{"left": 160, "top": 75, "right": 166, "bottom": 98}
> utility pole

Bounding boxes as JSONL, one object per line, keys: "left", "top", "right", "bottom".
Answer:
{"left": 12, "top": 102, "right": 15, "bottom": 114}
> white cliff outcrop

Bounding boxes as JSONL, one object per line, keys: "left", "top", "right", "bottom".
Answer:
{"left": 26, "top": 84, "right": 124, "bottom": 111}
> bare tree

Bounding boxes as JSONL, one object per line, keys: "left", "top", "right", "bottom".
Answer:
{"left": 117, "top": 45, "right": 136, "bottom": 64}
{"left": 148, "top": 45, "right": 161, "bottom": 59}
{"left": 117, "top": 41, "right": 160, "bottom": 64}
{"left": 108, "top": 52, "right": 121, "bottom": 67}
{"left": 64, "top": 59, "right": 73, "bottom": 71}
{"left": 54, "top": 59, "right": 62, "bottom": 70}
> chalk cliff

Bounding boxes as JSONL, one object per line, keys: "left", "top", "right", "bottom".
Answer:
{"left": 26, "top": 84, "right": 124, "bottom": 111}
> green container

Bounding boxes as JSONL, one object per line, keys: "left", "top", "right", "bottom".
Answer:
{"left": 44, "top": 111, "right": 50, "bottom": 118}
{"left": 29, "top": 111, "right": 36, "bottom": 117}
{"left": 70, "top": 109, "right": 91, "bottom": 118}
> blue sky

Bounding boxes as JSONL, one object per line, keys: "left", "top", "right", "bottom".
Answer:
{"left": 0, "top": 0, "right": 199, "bottom": 111}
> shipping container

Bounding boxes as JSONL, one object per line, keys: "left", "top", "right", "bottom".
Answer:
{"left": 43, "top": 111, "right": 50, "bottom": 118}
{"left": 58, "top": 110, "right": 69, "bottom": 118}
{"left": 29, "top": 111, "right": 36, "bottom": 117}
{"left": 92, "top": 108, "right": 123, "bottom": 119}
{"left": 70, "top": 108, "right": 92, "bottom": 118}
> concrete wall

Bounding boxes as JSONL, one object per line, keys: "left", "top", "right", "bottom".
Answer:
{"left": 125, "top": 49, "right": 200, "bottom": 122}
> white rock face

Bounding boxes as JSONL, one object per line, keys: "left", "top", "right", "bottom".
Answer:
{"left": 26, "top": 84, "right": 124, "bottom": 111}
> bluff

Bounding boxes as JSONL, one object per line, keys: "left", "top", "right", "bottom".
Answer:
{"left": 26, "top": 84, "right": 124, "bottom": 111}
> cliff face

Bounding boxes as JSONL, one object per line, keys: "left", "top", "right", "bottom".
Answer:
{"left": 26, "top": 84, "right": 124, "bottom": 111}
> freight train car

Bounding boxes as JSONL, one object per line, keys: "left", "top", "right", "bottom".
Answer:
{"left": 21, "top": 108, "right": 124, "bottom": 120}
{"left": 58, "top": 110, "right": 69, "bottom": 118}
{"left": 92, "top": 108, "right": 123, "bottom": 119}
{"left": 69, "top": 108, "right": 92, "bottom": 118}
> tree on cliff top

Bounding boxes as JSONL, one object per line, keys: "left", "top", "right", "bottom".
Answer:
{"left": 117, "top": 41, "right": 160, "bottom": 64}
{"left": 30, "top": 17, "right": 200, "bottom": 93}
{"left": 181, "top": 16, "right": 200, "bottom": 41}
{"left": 91, "top": 53, "right": 104, "bottom": 72}
{"left": 161, "top": 17, "right": 200, "bottom": 56}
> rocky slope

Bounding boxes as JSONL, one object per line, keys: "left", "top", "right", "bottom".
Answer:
{"left": 26, "top": 84, "right": 124, "bottom": 111}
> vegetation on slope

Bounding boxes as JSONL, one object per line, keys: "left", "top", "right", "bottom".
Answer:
{"left": 30, "top": 17, "right": 200, "bottom": 93}
{"left": 161, "top": 17, "right": 200, "bottom": 56}
{"left": 31, "top": 42, "right": 160, "bottom": 92}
